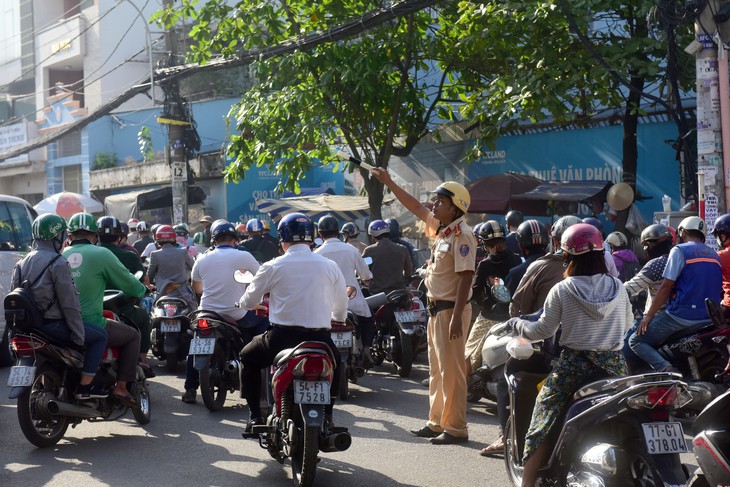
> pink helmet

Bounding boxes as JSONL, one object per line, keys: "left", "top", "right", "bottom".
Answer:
{"left": 561, "top": 223, "right": 604, "bottom": 255}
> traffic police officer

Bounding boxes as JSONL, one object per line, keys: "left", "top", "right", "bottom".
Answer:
{"left": 372, "top": 168, "right": 475, "bottom": 445}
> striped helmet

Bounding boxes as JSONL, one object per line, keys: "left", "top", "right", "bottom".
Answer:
{"left": 67, "top": 212, "right": 98, "bottom": 233}
{"left": 516, "top": 219, "right": 549, "bottom": 247}
{"left": 478, "top": 220, "right": 507, "bottom": 241}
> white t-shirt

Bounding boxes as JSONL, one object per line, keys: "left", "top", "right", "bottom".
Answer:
{"left": 314, "top": 238, "right": 373, "bottom": 317}
{"left": 192, "top": 245, "right": 260, "bottom": 321}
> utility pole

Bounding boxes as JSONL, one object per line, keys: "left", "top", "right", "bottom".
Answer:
{"left": 694, "top": 1, "right": 726, "bottom": 246}
{"left": 161, "top": 0, "right": 188, "bottom": 225}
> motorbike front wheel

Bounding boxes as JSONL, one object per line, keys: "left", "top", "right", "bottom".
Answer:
{"left": 503, "top": 417, "right": 524, "bottom": 486}
{"left": 200, "top": 354, "right": 228, "bottom": 411}
{"left": 291, "top": 423, "right": 319, "bottom": 487}
{"left": 17, "top": 363, "right": 70, "bottom": 447}
{"left": 131, "top": 379, "right": 152, "bottom": 425}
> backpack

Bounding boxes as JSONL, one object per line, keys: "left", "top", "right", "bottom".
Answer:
{"left": 4, "top": 255, "right": 62, "bottom": 332}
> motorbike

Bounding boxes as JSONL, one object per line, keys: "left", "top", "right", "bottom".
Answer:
{"left": 242, "top": 340, "right": 352, "bottom": 486}
{"left": 367, "top": 287, "right": 427, "bottom": 378}
{"left": 498, "top": 323, "right": 692, "bottom": 486}
{"left": 188, "top": 308, "right": 247, "bottom": 411}
{"left": 466, "top": 282, "right": 514, "bottom": 403}
{"left": 687, "top": 382, "right": 730, "bottom": 487}
{"left": 150, "top": 294, "right": 193, "bottom": 373}
{"left": 6, "top": 290, "right": 152, "bottom": 448}
{"left": 331, "top": 311, "right": 359, "bottom": 400}
{"left": 636, "top": 298, "right": 730, "bottom": 414}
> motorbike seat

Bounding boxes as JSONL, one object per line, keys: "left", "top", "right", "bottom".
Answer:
{"left": 155, "top": 296, "right": 190, "bottom": 307}
{"left": 274, "top": 341, "right": 336, "bottom": 367}
{"left": 658, "top": 322, "right": 714, "bottom": 346}
{"left": 386, "top": 289, "right": 410, "bottom": 304}
{"left": 365, "top": 292, "right": 387, "bottom": 310}
{"left": 28, "top": 329, "right": 85, "bottom": 355}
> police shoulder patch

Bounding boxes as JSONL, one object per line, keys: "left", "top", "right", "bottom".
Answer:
{"left": 459, "top": 244, "right": 470, "bottom": 257}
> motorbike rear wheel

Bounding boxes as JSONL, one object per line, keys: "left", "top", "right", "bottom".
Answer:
{"left": 394, "top": 330, "right": 413, "bottom": 378}
{"left": 338, "top": 365, "right": 348, "bottom": 401}
{"left": 291, "top": 423, "right": 319, "bottom": 487}
{"left": 165, "top": 350, "right": 179, "bottom": 373}
{"left": 17, "top": 363, "right": 70, "bottom": 447}
{"left": 200, "top": 354, "right": 228, "bottom": 411}
{"left": 503, "top": 417, "right": 524, "bottom": 486}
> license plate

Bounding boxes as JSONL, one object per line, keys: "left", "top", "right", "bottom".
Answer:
{"left": 7, "top": 366, "right": 36, "bottom": 387}
{"left": 161, "top": 320, "right": 181, "bottom": 333}
{"left": 293, "top": 380, "right": 330, "bottom": 404}
{"left": 642, "top": 422, "right": 687, "bottom": 454}
{"left": 189, "top": 337, "right": 215, "bottom": 355}
{"left": 394, "top": 310, "right": 420, "bottom": 323}
{"left": 331, "top": 331, "right": 353, "bottom": 349}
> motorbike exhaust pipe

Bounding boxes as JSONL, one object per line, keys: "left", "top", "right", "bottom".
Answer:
{"left": 47, "top": 399, "right": 101, "bottom": 419}
{"left": 414, "top": 326, "right": 425, "bottom": 337}
{"left": 319, "top": 431, "right": 352, "bottom": 452}
{"left": 226, "top": 360, "right": 241, "bottom": 373}
{"left": 354, "top": 366, "right": 365, "bottom": 378}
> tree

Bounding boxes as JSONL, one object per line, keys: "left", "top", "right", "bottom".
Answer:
{"left": 155, "top": 0, "right": 463, "bottom": 219}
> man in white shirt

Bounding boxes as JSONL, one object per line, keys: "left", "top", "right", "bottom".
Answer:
{"left": 314, "top": 214, "right": 375, "bottom": 366}
{"left": 180, "top": 220, "right": 261, "bottom": 404}
{"left": 239, "top": 213, "right": 348, "bottom": 432}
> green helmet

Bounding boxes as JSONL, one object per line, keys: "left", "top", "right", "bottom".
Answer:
{"left": 32, "top": 213, "right": 67, "bottom": 240}
{"left": 193, "top": 232, "right": 205, "bottom": 245}
{"left": 68, "top": 212, "right": 98, "bottom": 233}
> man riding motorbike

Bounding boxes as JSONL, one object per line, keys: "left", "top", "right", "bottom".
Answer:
{"left": 506, "top": 223, "right": 631, "bottom": 487}
{"left": 628, "top": 216, "right": 722, "bottom": 372}
{"left": 63, "top": 212, "right": 147, "bottom": 406}
{"left": 12, "top": 213, "right": 109, "bottom": 399}
{"left": 341, "top": 222, "right": 367, "bottom": 255}
{"left": 132, "top": 221, "right": 153, "bottom": 255}
{"left": 240, "top": 218, "right": 279, "bottom": 263}
{"left": 147, "top": 224, "right": 196, "bottom": 311}
{"left": 385, "top": 218, "right": 417, "bottom": 268}
{"left": 314, "top": 214, "right": 375, "bottom": 365}
{"left": 504, "top": 210, "right": 524, "bottom": 257}
{"left": 505, "top": 220, "right": 550, "bottom": 296}
{"left": 362, "top": 220, "right": 413, "bottom": 295}
{"left": 181, "top": 220, "right": 263, "bottom": 403}
{"left": 97, "top": 216, "right": 153, "bottom": 371}
{"left": 238, "top": 212, "right": 348, "bottom": 433}
{"left": 606, "top": 231, "right": 640, "bottom": 282}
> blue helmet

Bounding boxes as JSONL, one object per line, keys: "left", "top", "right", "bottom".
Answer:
{"left": 582, "top": 217, "right": 604, "bottom": 234}
{"left": 368, "top": 219, "right": 390, "bottom": 237}
{"left": 246, "top": 218, "right": 264, "bottom": 233}
{"left": 384, "top": 218, "right": 401, "bottom": 238}
{"left": 278, "top": 212, "right": 315, "bottom": 243}
{"left": 712, "top": 214, "right": 730, "bottom": 236}
{"left": 211, "top": 219, "right": 237, "bottom": 241}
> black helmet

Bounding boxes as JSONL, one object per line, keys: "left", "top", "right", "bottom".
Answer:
{"left": 516, "top": 219, "right": 549, "bottom": 248}
{"left": 479, "top": 220, "right": 506, "bottom": 241}
{"left": 96, "top": 216, "right": 122, "bottom": 236}
{"left": 506, "top": 210, "right": 524, "bottom": 228}
{"left": 550, "top": 215, "right": 582, "bottom": 241}
{"left": 384, "top": 218, "right": 401, "bottom": 238}
{"left": 173, "top": 223, "right": 189, "bottom": 236}
{"left": 341, "top": 222, "right": 359, "bottom": 237}
{"left": 317, "top": 214, "right": 340, "bottom": 234}
{"left": 119, "top": 222, "right": 130, "bottom": 236}
{"left": 640, "top": 224, "right": 671, "bottom": 246}
{"left": 211, "top": 220, "right": 237, "bottom": 241}
{"left": 278, "top": 213, "right": 315, "bottom": 243}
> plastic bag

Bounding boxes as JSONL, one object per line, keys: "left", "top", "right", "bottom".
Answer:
{"left": 626, "top": 204, "right": 649, "bottom": 237}
{"left": 506, "top": 336, "right": 535, "bottom": 360}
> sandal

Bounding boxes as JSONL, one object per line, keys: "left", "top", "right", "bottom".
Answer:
{"left": 112, "top": 390, "right": 139, "bottom": 408}
{"left": 480, "top": 437, "right": 505, "bottom": 457}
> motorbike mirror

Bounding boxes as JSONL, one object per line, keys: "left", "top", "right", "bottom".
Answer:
{"left": 133, "top": 270, "right": 144, "bottom": 281}
{"left": 346, "top": 286, "right": 357, "bottom": 299}
{"left": 313, "top": 237, "right": 323, "bottom": 247}
{"left": 491, "top": 284, "right": 511, "bottom": 304}
{"left": 363, "top": 256, "right": 373, "bottom": 265}
{"left": 233, "top": 270, "right": 255, "bottom": 284}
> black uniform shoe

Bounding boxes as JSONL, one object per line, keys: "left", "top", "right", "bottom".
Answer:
{"left": 410, "top": 426, "right": 440, "bottom": 438}
{"left": 430, "top": 432, "right": 469, "bottom": 445}
{"left": 181, "top": 389, "right": 197, "bottom": 404}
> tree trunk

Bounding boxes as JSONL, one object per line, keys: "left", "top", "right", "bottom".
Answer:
{"left": 614, "top": 72, "right": 644, "bottom": 238}
{"left": 364, "top": 175, "right": 385, "bottom": 220}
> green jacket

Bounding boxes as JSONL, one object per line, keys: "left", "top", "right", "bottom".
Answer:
{"left": 99, "top": 242, "right": 145, "bottom": 277}
{"left": 63, "top": 240, "right": 146, "bottom": 328}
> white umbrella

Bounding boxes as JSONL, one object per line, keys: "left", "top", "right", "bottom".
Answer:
{"left": 34, "top": 191, "right": 104, "bottom": 218}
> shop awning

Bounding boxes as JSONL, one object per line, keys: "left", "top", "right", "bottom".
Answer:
{"left": 510, "top": 181, "right": 612, "bottom": 216}
{"left": 256, "top": 194, "right": 393, "bottom": 222}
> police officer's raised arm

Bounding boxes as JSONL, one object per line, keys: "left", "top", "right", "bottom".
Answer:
{"left": 371, "top": 168, "right": 430, "bottom": 223}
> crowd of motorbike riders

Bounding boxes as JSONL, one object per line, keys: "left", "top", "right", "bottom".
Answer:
{"left": 11, "top": 199, "right": 730, "bottom": 479}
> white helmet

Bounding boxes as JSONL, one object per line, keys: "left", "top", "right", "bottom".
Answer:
{"left": 677, "top": 216, "right": 706, "bottom": 237}
{"left": 605, "top": 231, "right": 628, "bottom": 248}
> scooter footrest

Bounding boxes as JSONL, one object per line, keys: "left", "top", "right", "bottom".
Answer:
{"left": 328, "top": 426, "right": 349, "bottom": 434}
{"left": 251, "top": 424, "right": 273, "bottom": 434}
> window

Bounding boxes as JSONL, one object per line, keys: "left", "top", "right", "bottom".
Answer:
{"left": 63, "top": 164, "right": 82, "bottom": 193}
{"left": 57, "top": 131, "right": 81, "bottom": 157}
{"left": 0, "top": 201, "right": 33, "bottom": 252}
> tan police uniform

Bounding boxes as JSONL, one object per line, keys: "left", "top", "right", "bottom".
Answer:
{"left": 423, "top": 212, "right": 476, "bottom": 438}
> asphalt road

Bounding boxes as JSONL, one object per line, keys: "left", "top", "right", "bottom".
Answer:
{"left": 0, "top": 355, "right": 511, "bottom": 487}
